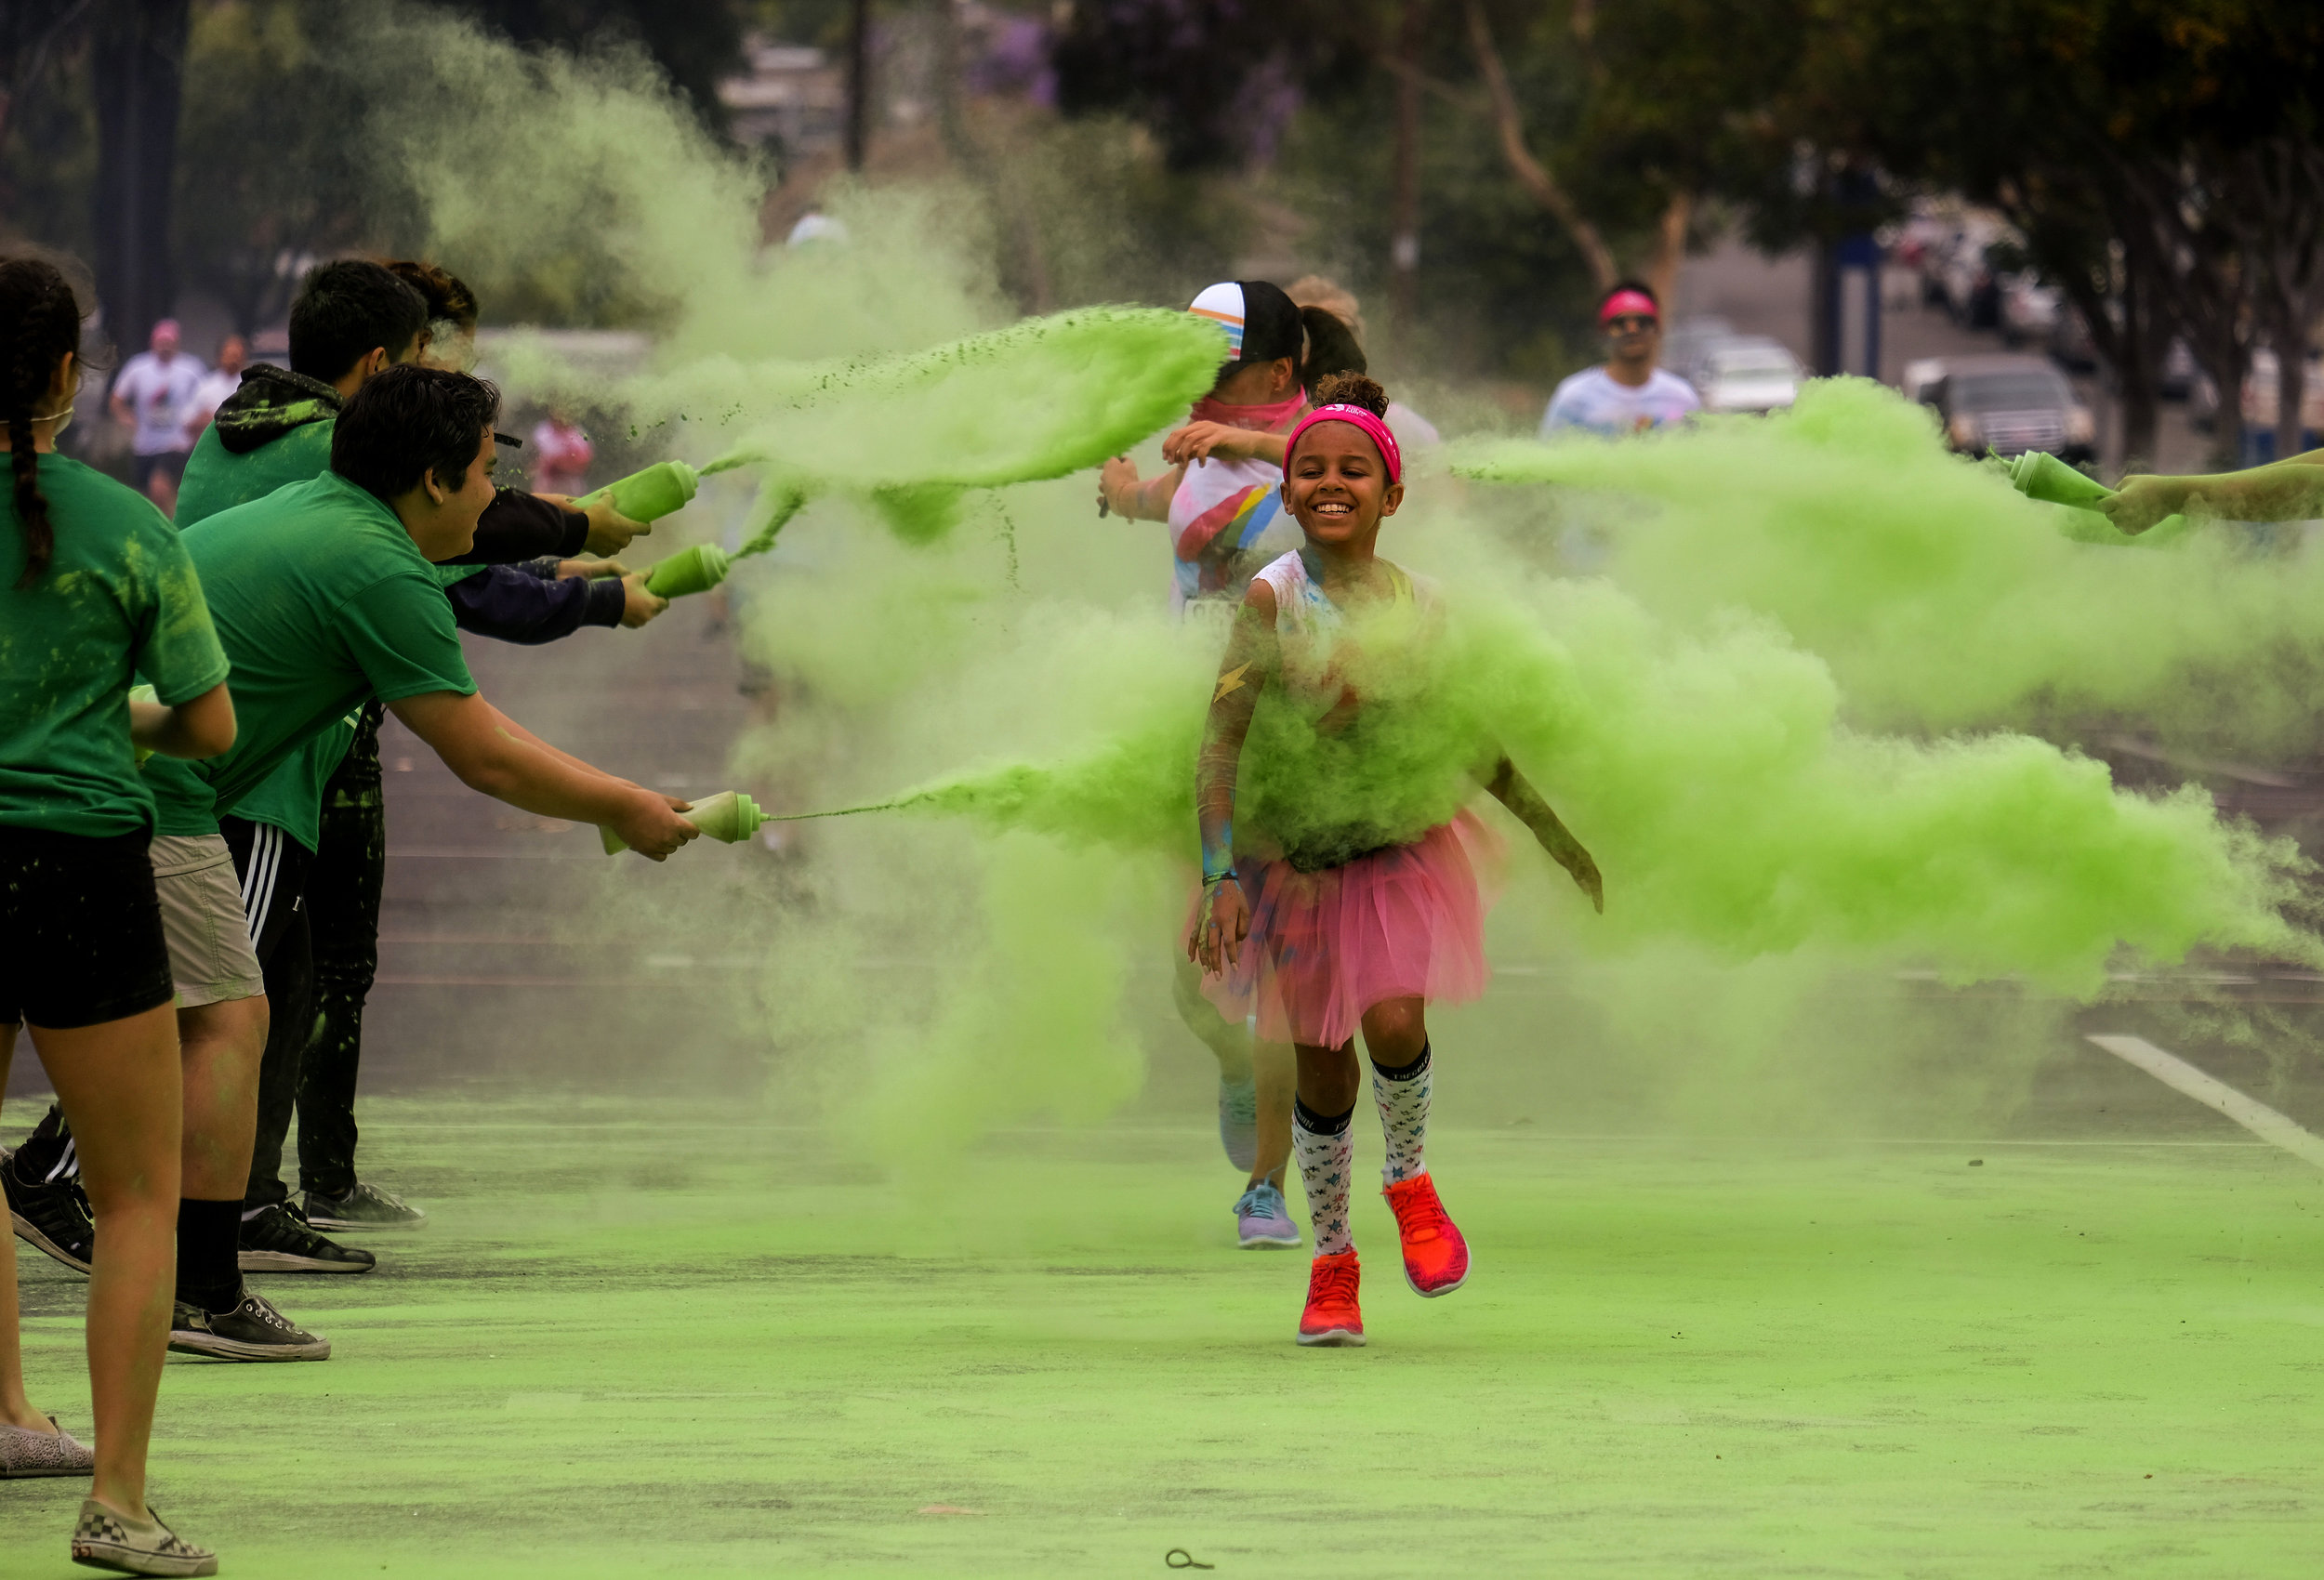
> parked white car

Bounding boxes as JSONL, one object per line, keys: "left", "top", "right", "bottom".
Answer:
{"left": 1691, "top": 336, "right": 1802, "bottom": 414}
{"left": 2000, "top": 276, "right": 2061, "bottom": 347}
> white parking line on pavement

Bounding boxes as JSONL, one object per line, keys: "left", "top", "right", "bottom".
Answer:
{"left": 2086, "top": 1034, "right": 2324, "bottom": 1168}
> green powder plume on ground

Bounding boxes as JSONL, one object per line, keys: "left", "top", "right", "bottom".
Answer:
{"left": 1451, "top": 379, "right": 2324, "bottom": 749}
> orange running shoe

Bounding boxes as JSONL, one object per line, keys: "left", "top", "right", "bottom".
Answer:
{"left": 1296, "top": 1249, "right": 1366, "bottom": 1347}
{"left": 1382, "top": 1174, "right": 1469, "bottom": 1297}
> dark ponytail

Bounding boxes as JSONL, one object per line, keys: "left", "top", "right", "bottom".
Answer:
{"left": 1297, "top": 305, "right": 1367, "bottom": 396}
{"left": 2, "top": 258, "right": 84, "bottom": 588}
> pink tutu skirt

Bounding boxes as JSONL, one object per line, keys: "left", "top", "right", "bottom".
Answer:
{"left": 1205, "top": 810, "right": 1504, "bottom": 1049}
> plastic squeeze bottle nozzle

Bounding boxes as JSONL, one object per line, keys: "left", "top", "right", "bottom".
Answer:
{"left": 579, "top": 460, "right": 700, "bottom": 523}
{"left": 2008, "top": 450, "right": 2115, "bottom": 510}
{"left": 601, "top": 789, "right": 766, "bottom": 854}
{"left": 641, "top": 543, "right": 732, "bottom": 599}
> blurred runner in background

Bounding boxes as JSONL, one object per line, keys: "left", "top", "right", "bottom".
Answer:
{"left": 1286, "top": 276, "right": 1442, "bottom": 453}
{"left": 108, "top": 319, "right": 205, "bottom": 516}
{"left": 531, "top": 409, "right": 592, "bottom": 495}
{"left": 1539, "top": 281, "right": 1700, "bottom": 439}
{"left": 182, "top": 335, "right": 247, "bottom": 445}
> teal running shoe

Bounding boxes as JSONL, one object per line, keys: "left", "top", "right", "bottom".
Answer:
{"left": 1235, "top": 1180, "right": 1301, "bottom": 1248}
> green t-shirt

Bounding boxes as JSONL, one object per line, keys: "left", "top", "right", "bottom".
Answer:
{"left": 145, "top": 470, "right": 477, "bottom": 839}
{"left": 227, "top": 713, "right": 360, "bottom": 851}
{"left": 0, "top": 454, "right": 231, "bottom": 837}
{"left": 175, "top": 417, "right": 337, "bottom": 529}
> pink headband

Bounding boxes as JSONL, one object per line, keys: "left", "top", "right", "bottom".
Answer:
{"left": 1286, "top": 403, "right": 1402, "bottom": 485}
{"left": 1598, "top": 289, "right": 1658, "bottom": 326}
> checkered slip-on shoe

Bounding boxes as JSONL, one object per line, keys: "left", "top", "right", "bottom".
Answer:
{"left": 70, "top": 1498, "right": 218, "bottom": 1577}
{"left": 0, "top": 1414, "right": 94, "bottom": 1477}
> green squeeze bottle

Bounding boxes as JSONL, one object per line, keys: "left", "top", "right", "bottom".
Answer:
{"left": 641, "top": 543, "right": 732, "bottom": 599}
{"left": 601, "top": 789, "right": 766, "bottom": 854}
{"left": 2008, "top": 451, "right": 2115, "bottom": 510}
{"left": 579, "top": 460, "right": 700, "bottom": 523}
{"left": 2007, "top": 451, "right": 2185, "bottom": 541}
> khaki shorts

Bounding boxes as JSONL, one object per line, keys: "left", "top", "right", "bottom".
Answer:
{"left": 150, "top": 835, "right": 264, "bottom": 1008}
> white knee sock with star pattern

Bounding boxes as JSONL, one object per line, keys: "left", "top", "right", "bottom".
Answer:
{"left": 1293, "top": 1098, "right": 1355, "bottom": 1257}
{"left": 1371, "top": 1043, "right": 1432, "bottom": 1185}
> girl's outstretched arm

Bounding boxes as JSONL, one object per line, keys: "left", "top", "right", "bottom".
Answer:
{"left": 2102, "top": 449, "right": 2324, "bottom": 534}
{"left": 1192, "top": 579, "right": 1279, "bottom": 973}
{"left": 1484, "top": 756, "right": 1604, "bottom": 913}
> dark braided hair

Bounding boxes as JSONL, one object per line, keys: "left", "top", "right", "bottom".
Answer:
{"left": 2, "top": 258, "right": 84, "bottom": 588}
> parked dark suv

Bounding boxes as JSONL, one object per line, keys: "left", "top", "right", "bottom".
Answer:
{"left": 1919, "top": 354, "right": 2096, "bottom": 462}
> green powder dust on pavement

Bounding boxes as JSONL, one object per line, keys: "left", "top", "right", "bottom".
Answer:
{"left": 7, "top": 1091, "right": 2324, "bottom": 1579}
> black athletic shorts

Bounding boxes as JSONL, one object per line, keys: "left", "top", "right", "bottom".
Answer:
{"left": 134, "top": 450, "right": 191, "bottom": 491}
{"left": 0, "top": 826, "right": 174, "bottom": 1030}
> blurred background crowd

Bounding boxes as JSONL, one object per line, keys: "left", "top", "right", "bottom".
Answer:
{"left": 2, "top": 0, "right": 2317, "bottom": 496}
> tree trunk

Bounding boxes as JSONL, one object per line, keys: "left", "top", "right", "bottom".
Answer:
{"left": 89, "top": 0, "right": 186, "bottom": 359}
{"left": 1462, "top": 0, "right": 1617, "bottom": 291}
{"left": 1643, "top": 191, "right": 1692, "bottom": 309}
{"left": 1388, "top": 0, "right": 1425, "bottom": 348}
{"left": 2275, "top": 323, "right": 2305, "bottom": 463}
{"left": 844, "top": 0, "right": 870, "bottom": 171}
{"left": 2117, "top": 271, "right": 2160, "bottom": 474}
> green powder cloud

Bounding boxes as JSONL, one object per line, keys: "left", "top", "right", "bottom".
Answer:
{"left": 801, "top": 561, "right": 2313, "bottom": 997}
{"left": 1449, "top": 378, "right": 2324, "bottom": 750}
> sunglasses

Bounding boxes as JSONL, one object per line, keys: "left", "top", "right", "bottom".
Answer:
{"left": 1604, "top": 314, "right": 1657, "bottom": 334}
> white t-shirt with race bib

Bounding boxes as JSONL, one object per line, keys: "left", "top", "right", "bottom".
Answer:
{"left": 112, "top": 352, "right": 209, "bottom": 456}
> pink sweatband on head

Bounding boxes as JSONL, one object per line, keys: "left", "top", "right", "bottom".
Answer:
{"left": 1598, "top": 289, "right": 1658, "bottom": 326}
{"left": 1286, "top": 403, "right": 1402, "bottom": 484}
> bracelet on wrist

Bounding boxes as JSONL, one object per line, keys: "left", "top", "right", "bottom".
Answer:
{"left": 1203, "top": 869, "right": 1236, "bottom": 887}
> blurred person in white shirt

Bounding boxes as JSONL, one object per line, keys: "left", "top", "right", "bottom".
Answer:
{"left": 181, "top": 335, "right": 247, "bottom": 445}
{"left": 1539, "top": 281, "right": 1701, "bottom": 439}
{"left": 107, "top": 319, "right": 206, "bottom": 515}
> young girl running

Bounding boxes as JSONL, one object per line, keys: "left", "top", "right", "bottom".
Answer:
{"left": 1190, "top": 373, "right": 1603, "bottom": 1347}
{"left": 1098, "top": 281, "right": 1366, "bottom": 1248}
{"left": 2, "top": 257, "right": 232, "bottom": 1573}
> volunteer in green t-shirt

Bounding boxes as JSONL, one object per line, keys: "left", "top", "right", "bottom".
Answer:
{"left": 0, "top": 257, "right": 231, "bottom": 1577}
{"left": 7, "top": 260, "right": 664, "bottom": 1287}
{"left": 127, "top": 363, "right": 696, "bottom": 1368}
{"left": 173, "top": 260, "right": 427, "bottom": 531}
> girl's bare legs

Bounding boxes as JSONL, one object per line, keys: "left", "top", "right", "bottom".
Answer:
{"left": 1248, "top": 1039, "right": 1295, "bottom": 1188}
{"left": 1290, "top": 998, "right": 1433, "bottom": 1258}
{"left": 22, "top": 1005, "right": 182, "bottom": 1517}
{"left": 0, "top": 1022, "right": 60, "bottom": 1435}
{"left": 1292, "top": 996, "right": 1429, "bottom": 1111}
{"left": 1172, "top": 956, "right": 1293, "bottom": 1188}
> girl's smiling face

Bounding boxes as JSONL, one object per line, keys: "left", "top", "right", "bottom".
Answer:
{"left": 1283, "top": 419, "right": 1404, "bottom": 546}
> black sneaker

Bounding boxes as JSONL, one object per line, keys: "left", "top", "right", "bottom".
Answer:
{"left": 236, "top": 1202, "right": 376, "bottom": 1274}
{"left": 2, "top": 1148, "right": 93, "bottom": 1275}
{"left": 167, "top": 1285, "right": 331, "bottom": 1362}
{"left": 301, "top": 1179, "right": 428, "bottom": 1231}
